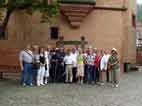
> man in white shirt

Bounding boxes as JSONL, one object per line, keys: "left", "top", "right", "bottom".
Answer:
{"left": 100, "top": 50, "right": 110, "bottom": 85}
{"left": 64, "top": 49, "right": 74, "bottom": 83}
{"left": 71, "top": 48, "right": 78, "bottom": 83}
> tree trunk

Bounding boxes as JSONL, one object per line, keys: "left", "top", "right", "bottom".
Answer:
{"left": 0, "top": 8, "right": 13, "bottom": 39}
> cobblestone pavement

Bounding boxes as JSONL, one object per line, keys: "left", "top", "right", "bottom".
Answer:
{"left": 0, "top": 71, "right": 142, "bottom": 106}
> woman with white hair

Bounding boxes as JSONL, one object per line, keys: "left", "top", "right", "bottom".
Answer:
{"left": 108, "top": 48, "right": 120, "bottom": 88}
{"left": 100, "top": 50, "right": 110, "bottom": 85}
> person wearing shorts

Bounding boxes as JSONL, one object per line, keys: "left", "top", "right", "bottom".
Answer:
{"left": 77, "top": 48, "right": 84, "bottom": 84}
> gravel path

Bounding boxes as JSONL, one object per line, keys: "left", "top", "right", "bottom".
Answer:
{"left": 0, "top": 71, "right": 142, "bottom": 106}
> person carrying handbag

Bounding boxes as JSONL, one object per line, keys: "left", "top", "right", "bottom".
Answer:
{"left": 37, "top": 47, "right": 46, "bottom": 86}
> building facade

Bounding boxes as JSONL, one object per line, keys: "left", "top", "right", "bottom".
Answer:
{"left": 136, "top": 23, "right": 142, "bottom": 64}
{"left": 0, "top": 0, "right": 137, "bottom": 64}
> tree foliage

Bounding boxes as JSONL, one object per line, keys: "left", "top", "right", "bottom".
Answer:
{"left": 0, "top": 0, "right": 59, "bottom": 39}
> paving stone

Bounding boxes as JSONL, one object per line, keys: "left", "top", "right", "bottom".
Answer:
{"left": 0, "top": 71, "right": 142, "bottom": 106}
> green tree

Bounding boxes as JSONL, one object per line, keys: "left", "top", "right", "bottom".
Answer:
{"left": 0, "top": 0, "right": 59, "bottom": 39}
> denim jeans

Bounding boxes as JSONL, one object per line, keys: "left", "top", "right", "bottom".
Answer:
{"left": 21, "top": 63, "right": 33, "bottom": 85}
{"left": 92, "top": 65, "right": 96, "bottom": 82}
{"left": 87, "top": 65, "right": 96, "bottom": 82}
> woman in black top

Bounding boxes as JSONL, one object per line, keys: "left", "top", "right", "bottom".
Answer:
{"left": 37, "top": 47, "right": 46, "bottom": 86}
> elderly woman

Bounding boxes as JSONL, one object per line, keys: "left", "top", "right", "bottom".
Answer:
{"left": 100, "top": 50, "right": 110, "bottom": 86}
{"left": 108, "top": 48, "right": 120, "bottom": 88}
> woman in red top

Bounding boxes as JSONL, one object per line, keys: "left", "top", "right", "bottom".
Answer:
{"left": 94, "top": 50, "right": 101, "bottom": 83}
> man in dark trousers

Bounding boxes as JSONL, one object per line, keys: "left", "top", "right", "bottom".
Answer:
{"left": 50, "top": 48, "right": 58, "bottom": 82}
{"left": 71, "top": 48, "right": 78, "bottom": 83}
{"left": 56, "top": 48, "right": 65, "bottom": 82}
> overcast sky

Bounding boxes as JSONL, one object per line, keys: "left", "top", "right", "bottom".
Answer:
{"left": 137, "top": 0, "right": 142, "bottom": 4}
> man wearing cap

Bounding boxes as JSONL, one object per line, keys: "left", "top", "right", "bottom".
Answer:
{"left": 108, "top": 48, "right": 120, "bottom": 88}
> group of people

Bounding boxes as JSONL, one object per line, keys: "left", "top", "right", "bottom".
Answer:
{"left": 19, "top": 44, "right": 120, "bottom": 88}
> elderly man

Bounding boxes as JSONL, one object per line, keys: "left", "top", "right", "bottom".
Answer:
{"left": 64, "top": 49, "right": 74, "bottom": 83}
{"left": 19, "top": 44, "right": 33, "bottom": 86}
{"left": 85, "top": 46, "right": 95, "bottom": 84}
{"left": 55, "top": 48, "right": 65, "bottom": 82}
{"left": 71, "top": 48, "right": 78, "bottom": 83}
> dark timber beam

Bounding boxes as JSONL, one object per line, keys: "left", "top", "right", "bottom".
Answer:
{"left": 94, "top": 6, "right": 127, "bottom": 11}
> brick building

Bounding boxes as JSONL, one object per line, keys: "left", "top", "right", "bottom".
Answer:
{"left": 0, "top": 0, "right": 137, "bottom": 64}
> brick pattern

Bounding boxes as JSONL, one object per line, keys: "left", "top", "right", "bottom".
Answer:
{"left": 0, "top": 0, "right": 136, "bottom": 64}
{"left": 0, "top": 48, "right": 21, "bottom": 73}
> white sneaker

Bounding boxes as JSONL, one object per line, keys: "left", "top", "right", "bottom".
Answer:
{"left": 45, "top": 80, "right": 48, "bottom": 85}
{"left": 30, "top": 83, "right": 33, "bottom": 86}
{"left": 37, "top": 83, "right": 41, "bottom": 86}
{"left": 41, "top": 83, "right": 45, "bottom": 86}
{"left": 100, "top": 83, "right": 105, "bottom": 86}
{"left": 112, "top": 84, "right": 115, "bottom": 88}
{"left": 22, "top": 83, "right": 26, "bottom": 87}
{"left": 115, "top": 84, "right": 119, "bottom": 88}
{"left": 81, "top": 80, "right": 83, "bottom": 84}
